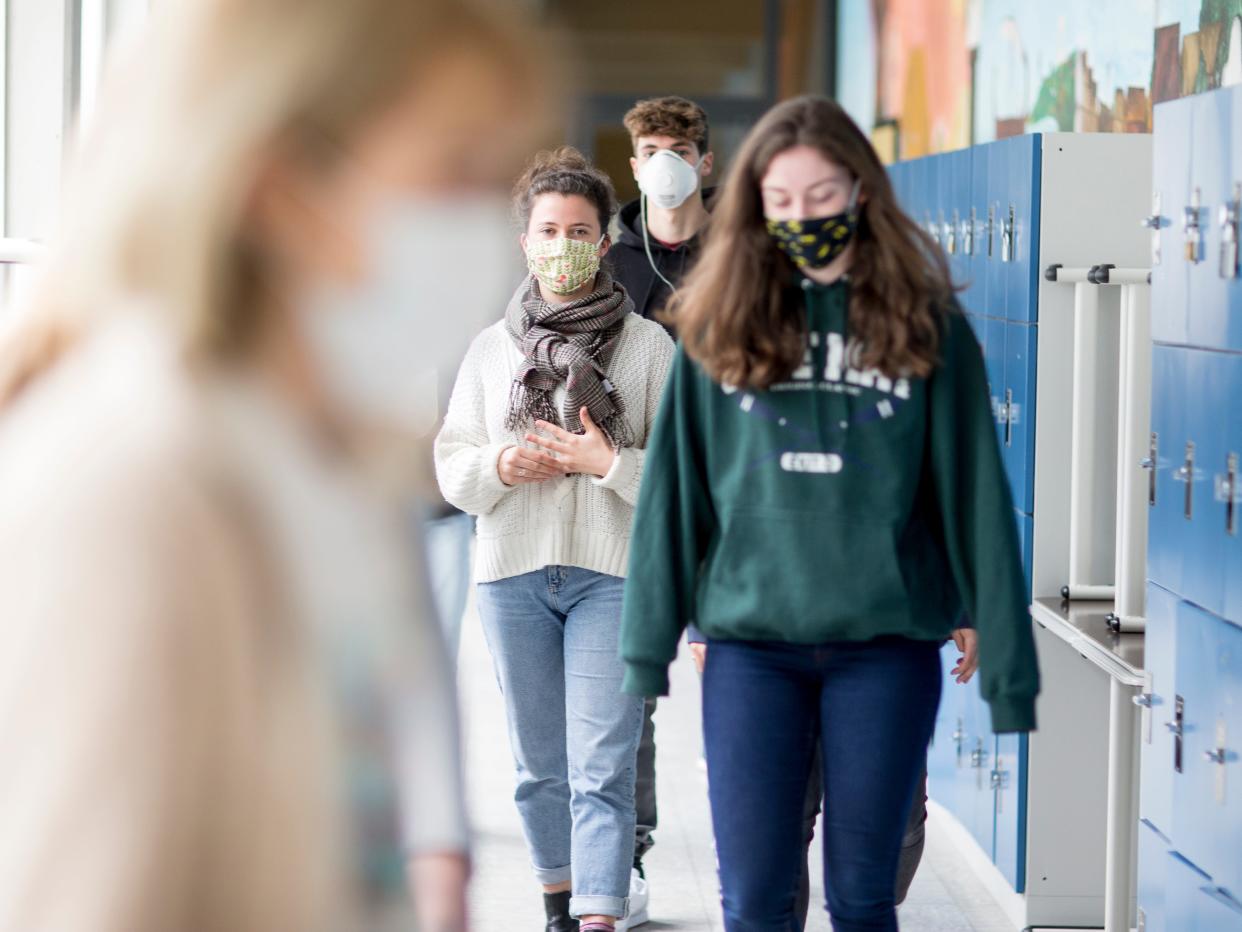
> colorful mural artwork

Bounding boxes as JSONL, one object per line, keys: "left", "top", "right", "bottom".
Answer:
{"left": 836, "top": 0, "right": 1242, "bottom": 160}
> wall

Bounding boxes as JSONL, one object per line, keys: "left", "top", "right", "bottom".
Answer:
{"left": 837, "top": 0, "right": 1242, "bottom": 160}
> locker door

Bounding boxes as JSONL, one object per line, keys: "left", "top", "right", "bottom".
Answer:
{"left": 1182, "top": 348, "right": 1229, "bottom": 617}
{"left": 927, "top": 639, "right": 965, "bottom": 813}
{"left": 1150, "top": 97, "right": 1194, "bottom": 346}
{"left": 948, "top": 148, "right": 970, "bottom": 302}
{"left": 1166, "top": 851, "right": 1213, "bottom": 932}
{"left": 958, "top": 679, "right": 996, "bottom": 860}
{"left": 1016, "top": 509, "right": 1033, "bottom": 597}
{"left": 1224, "top": 352, "right": 1242, "bottom": 627}
{"left": 1212, "top": 352, "right": 1242, "bottom": 631}
{"left": 1140, "top": 582, "right": 1180, "bottom": 838}
{"left": 967, "top": 310, "right": 986, "bottom": 348}
{"left": 1003, "top": 322, "right": 1037, "bottom": 515}
{"left": 1225, "top": 85, "right": 1242, "bottom": 354}
{"left": 986, "top": 141, "right": 1008, "bottom": 321}
{"left": 992, "top": 731, "right": 1027, "bottom": 892}
{"left": 1194, "top": 885, "right": 1242, "bottom": 930}
{"left": 918, "top": 156, "right": 939, "bottom": 252}
{"left": 1138, "top": 818, "right": 1169, "bottom": 932}
{"left": 985, "top": 316, "right": 1006, "bottom": 451}
{"left": 1173, "top": 600, "right": 1221, "bottom": 876}
{"left": 968, "top": 141, "right": 991, "bottom": 318}
{"left": 1148, "top": 345, "right": 1189, "bottom": 599}
{"left": 1003, "top": 134, "right": 1041, "bottom": 323}
{"left": 1188, "top": 88, "right": 1234, "bottom": 352}
{"left": 1201, "top": 612, "right": 1242, "bottom": 897}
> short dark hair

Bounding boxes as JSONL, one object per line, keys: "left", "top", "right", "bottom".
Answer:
{"left": 623, "top": 96, "right": 710, "bottom": 154}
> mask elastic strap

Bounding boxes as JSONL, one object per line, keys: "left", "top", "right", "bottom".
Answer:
{"left": 640, "top": 193, "right": 679, "bottom": 296}
{"left": 846, "top": 178, "right": 863, "bottom": 216}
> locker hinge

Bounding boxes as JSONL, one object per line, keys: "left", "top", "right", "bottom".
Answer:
{"left": 1142, "top": 191, "right": 1165, "bottom": 266}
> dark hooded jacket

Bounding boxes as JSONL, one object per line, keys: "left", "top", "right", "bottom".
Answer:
{"left": 608, "top": 189, "right": 717, "bottom": 338}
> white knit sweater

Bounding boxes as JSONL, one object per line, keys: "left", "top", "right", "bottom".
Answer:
{"left": 435, "top": 313, "right": 675, "bottom": 583}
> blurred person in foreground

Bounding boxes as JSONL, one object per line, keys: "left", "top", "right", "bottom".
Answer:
{"left": 0, "top": 0, "right": 548, "bottom": 929}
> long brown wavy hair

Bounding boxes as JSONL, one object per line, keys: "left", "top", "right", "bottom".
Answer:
{"left": 671, "top": 95, "right": 954, "bottom": 389}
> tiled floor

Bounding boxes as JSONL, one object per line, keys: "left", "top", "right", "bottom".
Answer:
{"left": 459, "top": 596, "right": 1021, "bottom": 931}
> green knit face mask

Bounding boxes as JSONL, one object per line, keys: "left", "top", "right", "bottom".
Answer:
{"left": 766, "top": 179, "right": 862, "bottom": 270}
{"left": 525, "top": 236, "right": 603, "bottom": 295}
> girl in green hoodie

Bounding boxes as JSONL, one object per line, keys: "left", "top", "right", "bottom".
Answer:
{"left": 619, "top": 96, "right": 1039, "bottom": 932}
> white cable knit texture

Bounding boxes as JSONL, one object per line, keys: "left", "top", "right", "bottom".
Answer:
{"left": 435, "top": 314, "right": 675, "bottom": 583}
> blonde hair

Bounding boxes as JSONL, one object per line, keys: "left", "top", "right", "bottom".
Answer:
{"left": 0, "top": 0, "right": 540, "bottom": 405}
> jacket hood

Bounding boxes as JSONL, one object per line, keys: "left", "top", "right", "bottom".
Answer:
{"left": 617, "top": 187, "right": 719, "bottom": 251}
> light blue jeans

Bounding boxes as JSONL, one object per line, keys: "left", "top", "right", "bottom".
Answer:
{"left": 477, "top": 566, "right": 644, "bottom": 919}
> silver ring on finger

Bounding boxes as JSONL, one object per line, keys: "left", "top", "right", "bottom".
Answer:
{"left": 519, "top": 468, "right": 527, "bottom": 477}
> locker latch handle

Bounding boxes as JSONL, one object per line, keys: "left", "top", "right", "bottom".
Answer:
{"left": 1184, "top": 187, "right": 1204, "bottom": 264}
{"left": 969, "top": 739, "right": 988, "bottom": 768}
{"left": 1003, "top": 389, "right": 1014, "bottom": 447}
{"left": 1172, "top": 695, "right": 1185, "bottom": 773}
{"left": 1142, "top": 432, "right": 1158, "bottom": 506}
{"left": 1133, "top": 693, "right": 1154, "bottom": 709}
{"left": 1216, "top": 451, "right": 1239, "bottom": 535}
{"left": 1178, "top": 441, "right": 1196, "bottom": 519}
{"left": 945, "top": 210, "right": 958, "bottom": 255}
{"left": 1001, "top": 204, "right": 1014, "bottom": 263}
{"left": 963, "top": 209, "right": 975, "bottom": 256}
{"left": 1219, "top": 183, "right": 1240, "bottom": 279}
{"left": 986, "top": 204, "right": 995, "bottom": 259}
{"left": 925, "top": 212, "right": 940, "bottom": 246}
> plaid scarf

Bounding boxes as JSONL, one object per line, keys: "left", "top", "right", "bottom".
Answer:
{"left": 504, "top": 271, "right": 634, "bottom": 447}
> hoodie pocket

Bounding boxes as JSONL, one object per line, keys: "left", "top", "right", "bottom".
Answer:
{"left": 699, "top": 505, "right": 909, "bottom": 637}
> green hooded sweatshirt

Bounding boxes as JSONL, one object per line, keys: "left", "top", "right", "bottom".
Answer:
{"left": 620, "top": 277, "right": 1040, "bottom": 733}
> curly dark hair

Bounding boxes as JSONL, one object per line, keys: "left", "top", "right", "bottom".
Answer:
{"left": 512, "top": 146, "right": 617, "bottom": 233}
{"left": 623, "top": 96, "right": 709, "bottom": 154}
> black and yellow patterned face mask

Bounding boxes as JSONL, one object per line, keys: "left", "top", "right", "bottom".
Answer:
{"left": 766, "top": 179, "right": 862, "bottom": 270}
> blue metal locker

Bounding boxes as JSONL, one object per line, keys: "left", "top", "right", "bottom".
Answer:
{"left": 927, "top": 639, "right": 964, "bottom": 815}
{"left": 1141, "top": 582, "right": 1181, "bottom": 838}
{"left": 985, "top": 141, "right": 1008, "bottom": 321}
{"left": 1003, "top": 322, "right": 1037, "bottom": 515}
{"left": 993, "top": 731, "right": 1027, "bottom": 892}
{"left": 1167, "top": 851, "right": 1214, "bottom": 932}
{"left": 1016, "top": 509, "right": 1033, "bottom": 596}
{"left": 1173, "top": 599, "right": 1222, "bottom": 879}
{"left": 1151, "top": 96, "right": 1194, "bottom": 346}
{"left": 1148, "top": 344, "right": 1189, "bottom": 599}
{"left": 1193, "top": 885, "right": 1242, "bottom": 929}
{"left": 947, "top": 148, "right": 970, "bottom": 299}
{"left": 1188, "top": 87, "right": 1236, "bottom": 353}
{"left": 1225, "top": 352, "right": 1242, "bottom": 626}
{"left": 959, "top": 680, "right": 996, "bottom": 861}
{"left": 967, "top": 310, "right": 986, "bottom": 348}
{"left": 985, "top": 316, "right": 1006, "bottom": 450}
{"left": 1138, "top": 818, "right": 1169, "bottom": 932}
{"left": 1002, "top": 135, "right": 1041, "bottom": 323}
{"left": 1195, "top": 610, "right": 1242, "bottom": 898}
{"left": 1182, "top": 349, "right": 1230, "bottom": 617}
{"left": 1226, "top": 86, "right": 1242, "bottom": 355}
{"left": 967, "top": 142, "right": 990, "bottom": 318}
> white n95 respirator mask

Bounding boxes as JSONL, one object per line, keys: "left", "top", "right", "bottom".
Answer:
{"left": 636, "top": 149, "right": 702, "bottom": 210}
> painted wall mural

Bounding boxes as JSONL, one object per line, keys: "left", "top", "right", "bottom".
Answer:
{"left": 836, "top": 0, "right": 1242, "bottom": 160}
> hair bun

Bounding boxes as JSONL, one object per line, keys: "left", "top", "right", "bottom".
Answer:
{"left": 512, "top": 146, "right": 617, "bottom": 232}
{"left": 517, "top": 145, "right": 591, "bottom": 189}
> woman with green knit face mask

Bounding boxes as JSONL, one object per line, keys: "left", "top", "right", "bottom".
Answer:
{"left": 435, "top": 147, "right": 674, "bottom": 932}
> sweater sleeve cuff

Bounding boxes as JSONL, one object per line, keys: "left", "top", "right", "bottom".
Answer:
{"left": 622, "top": 662, "right": 669, "bottom": 697}
{"left": 482, "top": 443, "right": 515, "bottom": 496}
{"left": 988, "top": 696, "right": 1037, "bottom": 734}
{"left": 592, "top": 446, "right": 637, "bottom": 492}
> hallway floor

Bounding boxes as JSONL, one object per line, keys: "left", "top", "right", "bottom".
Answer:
{"left": 459, "top": 595, "right": 1023, "bottom": 932}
